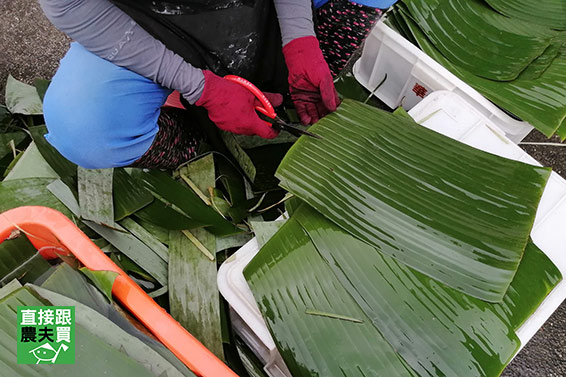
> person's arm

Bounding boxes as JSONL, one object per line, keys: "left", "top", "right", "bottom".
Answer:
{"left": 40, "top": 0, "right": 281, "bottom": 138}
{"left": 273, "top": 0, "right": 340, "bottom": 125}
{"left": 40, "top": 0, "right": 205, "bottom": 103}
{"left": 273, "top": 0, "right": 315, "bottom": 46}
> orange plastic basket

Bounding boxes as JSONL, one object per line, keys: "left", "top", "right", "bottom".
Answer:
{"left": 0, "top": 206, "right": 239, "bottom": 377}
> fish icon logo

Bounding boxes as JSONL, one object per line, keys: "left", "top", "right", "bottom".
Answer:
{"left": 28, "top": 343, "right": 69, "bottom": 364}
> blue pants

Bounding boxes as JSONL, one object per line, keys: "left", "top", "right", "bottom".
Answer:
{"left": 43, "top": 43, "right": 171, "bottom": 169}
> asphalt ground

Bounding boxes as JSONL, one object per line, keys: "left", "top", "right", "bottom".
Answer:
{"left": 1, "top": 1, "right": 565, "bottom": 376}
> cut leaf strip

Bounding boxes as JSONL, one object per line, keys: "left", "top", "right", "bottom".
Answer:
{"left": 133, "top": 170, "right": 240, "bottom": 236}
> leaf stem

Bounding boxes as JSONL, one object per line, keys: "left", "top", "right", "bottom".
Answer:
{"left": 519, "top": 142, "right": 566, "bottom": 147}
{"left": 305, "top": 309, "right": 364, "bottom": 323}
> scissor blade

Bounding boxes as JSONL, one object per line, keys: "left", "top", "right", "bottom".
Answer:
{"left": 276, "top": 122, "right": 323, "bottom": 140}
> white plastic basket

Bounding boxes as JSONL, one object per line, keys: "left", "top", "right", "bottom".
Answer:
{"left": 217, "top": 90, "right": 566, "bottom": 376}
{"left": 218, "top": 236, "right": 292, "bottom": 377}
{"left": 353, "top": 21, "right": 534, "bottom": 143}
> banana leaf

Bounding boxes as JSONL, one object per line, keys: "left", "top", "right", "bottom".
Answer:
{"left": 134, "top": 218, "right": 170, "bottom": 245}
{"left": 385, "top": 7, "right": 419, "bottom": 46}
{"left": 168, "top": 154, "right": 224, "bottom": 360}
{"left": 0, "top": 285, "right": 195, "bottom": 376}
{"left": 0, "top": 131, "right": 29, "bottom": 178}
{"left": 0, "top": 236, "right": 36, "bottom": 280}
{"left": 221, "top": 131, "right": 257, "bottom": 182}
{"left": 169, "top": 229, "right": 224, "bottom": 359}
{"left": 0, "top": 105, "right": 9, "bottom": 124}
{"left": 3, "top": 142, "right": 59, "bottom": 181}
{"left": 396, "top": 3, "right": 566, "bottom": 138}
{"left": 0, "top": 132, "right": 27, "bottom": 161}
{"left": 77, "top": 167, "right": 114, "bottom": 225}
{"left": 402, "top": 0, "right": 551, "bottom": 81}
{"left": 286, "top": 205, "right": 558, "bottom": 377}
{"left": 0, "top": 279, "right": 22, "bottom": 298}
{"left": 0, "top": 178, "right": 73, "bottom": 218}
{"left": 79, "top": 268, "right": 119, "bottom": 303}
{"left": 517, "top": 41, "right": 563, "bottom": 81}
{"left": 47, "top": 180, "right": 168, "bottom": 286}
{"left": 4, "top": 75, "right": 43, "bottom": 115}
{"left": 556, "top": 118, "right": 566, "bottom": 140}
{"left": 413, "top": 20, "right": 566, "bottom": 138}
{"left": 247, "top": 204, "right": 560, "bottom": 376}
{"left": 33, "top": 78, "right": 50, "bottom": 102}
{"left": 29, "top": 125, "right": 77, "bottom": 183}
{"left": 39, "top": 264, "right": 194, "bottom": 374}
{"left": 119, "top": 218, "right": 168, "bottom": 262}
{"left": 0, "top": 287, "right": 153, "bottom": 377}
{"left": 132, "top": 169, "right": 240, "bottom": 236}
{"left": 234, "top": 338, "right": 270, "bottom": 377}
{"left": 32, "top": 285, "right": 196, "bottom": 376}
{"left": 177, "top": 154, "right": 216, "bottom": 194}
{"left": 494, "top": 241, "right": 562, "bottom": 330}
{"left": 112, "top": 168, "right": 153, "bottom": 221}
{"left": 135, "top": 200, "right": 204, "bottom": 230}
{"left": 215, "top": 233, "right": 253, "bottom": 252}
{"left": 83, "top": 220, "right": 169, "bottom": 287}
{"left": 276, "top": 100, "right": 549, "bottom": 302}
{"left": 41, "top": 264, "right": 115, "bottom": 314}
{"left": 484, "top": 0, "right": 566, "bottom": 31}
{"left": 0, "top": 234, "right": 51, "bottom": 286}
{"left": 250, "top": 220, "right": 287, "bottom": 248}
{"left": 245, "top": 218, "right": 419, "bottom": 377}
{"left": 215, "top": 155, "right": 247, "bottom": 209}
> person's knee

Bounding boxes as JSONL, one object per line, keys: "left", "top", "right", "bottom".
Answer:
{"left": 42, "top": 43, "right": 168, "bottom": 169}
{"left": 43, "top": 91, "right": 128, "bottom": 169}
{"left": 44, "top": 94, "right": 161, "bottom": 169}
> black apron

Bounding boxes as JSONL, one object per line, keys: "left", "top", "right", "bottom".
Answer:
{"left": 111, "top": 0, "right": 289, "bottom": 94}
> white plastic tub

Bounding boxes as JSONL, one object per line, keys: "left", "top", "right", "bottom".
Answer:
{"left": 218, "top": 90, "right": 566, "bottom": 376}
{"left": 352, "top": 21, "right": 534, "bottom": 143}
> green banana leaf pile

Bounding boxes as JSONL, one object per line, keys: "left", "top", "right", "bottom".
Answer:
{"left": 244, "top": 100, "right": 562, "bottom": 377}
{"left": 0, "top": 264, "right": 198, "bottom": 376}
{"left": 0, "top": 75, "right": 291, "bottom": 376}
{"left": 386, "top": 0, "right": 566, "bottom": 139}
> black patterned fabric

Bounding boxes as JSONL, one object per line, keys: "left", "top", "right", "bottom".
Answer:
{"left": 130, "top": 107, "right": 205, "bottom": 169}
{"left": 316, "top": 0, "right": 383, "bottom": 76}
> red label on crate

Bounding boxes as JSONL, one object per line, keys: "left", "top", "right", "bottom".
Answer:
{"left": 412, "top": 83, "right": 428, "bottom": 98}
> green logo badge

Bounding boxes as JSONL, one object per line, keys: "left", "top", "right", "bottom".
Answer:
{"left": 17, "top": 306, "right": 75, "bottom": 364}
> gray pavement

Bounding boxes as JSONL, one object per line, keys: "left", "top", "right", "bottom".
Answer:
{"left": 0, "top": 0, "right": 69, "bottom": 103}
{"left": 1, "top": 1, "right": 565, "bottom": 376}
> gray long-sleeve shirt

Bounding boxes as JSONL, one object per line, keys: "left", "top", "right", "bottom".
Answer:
{"left": 40, "top": 0, "right": 315, "bottom": 103}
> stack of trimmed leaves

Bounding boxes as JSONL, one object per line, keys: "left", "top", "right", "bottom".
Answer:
{"left": 0, "top": 75, "right": 291, "bottom": 376}
{"left": 244, "top": 100, "right": 563, "bottom": 377}
{"left": 0, "top": 262, "right": 198, "bottom": 376}
{"left": 386, "top": 0, "right": 566, "bottom": 139}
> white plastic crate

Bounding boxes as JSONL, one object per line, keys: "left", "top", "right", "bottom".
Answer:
{"left": 217, "top": 90, "right": 566, "bottom": 376}
{"left": 353, "top": 21, "right": 534, "bottom": 143}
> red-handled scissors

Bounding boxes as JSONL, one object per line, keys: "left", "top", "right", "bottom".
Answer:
{"left": 224, "top": 75, "right": 322, "bottom": 139}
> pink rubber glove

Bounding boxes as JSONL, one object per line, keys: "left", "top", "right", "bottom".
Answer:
{"left": 283, "top": 36, "right": 340, "bottom": 125}
{"left": 195, "top": 70, "right": 283, "bottom": 139}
